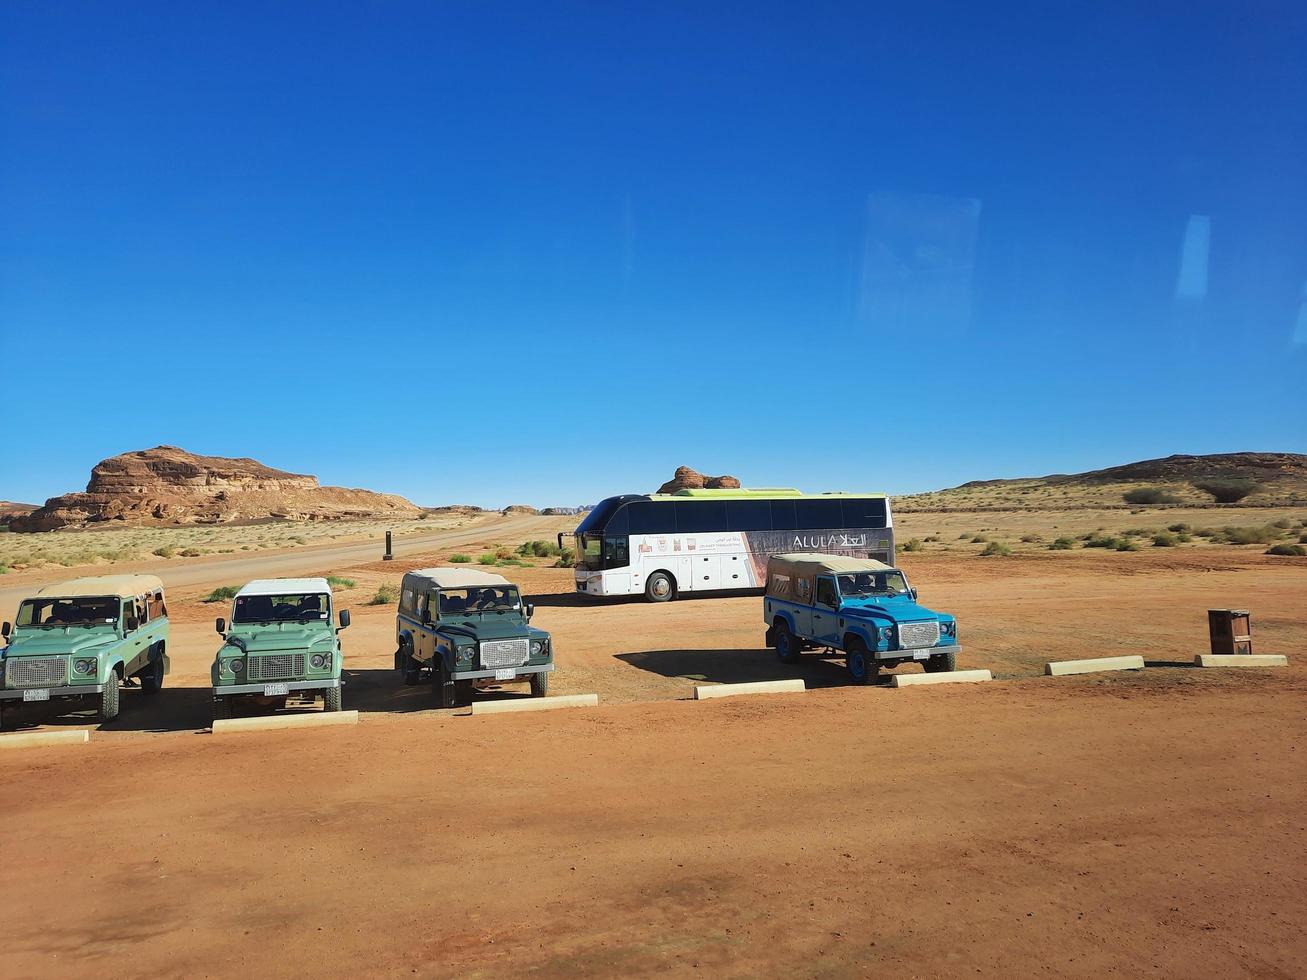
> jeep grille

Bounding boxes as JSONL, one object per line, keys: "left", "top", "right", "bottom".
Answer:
{"left": 246, "top": 653, "right": 305, "bottom": 681}
{"left": 898, "top": 621, "right": 940, "bottom": 649}
{"left": 479, "top": 638, "right": 529, "bottom": 669}
{"left": 8, "top": 657, "right": 69, "bottom": 688}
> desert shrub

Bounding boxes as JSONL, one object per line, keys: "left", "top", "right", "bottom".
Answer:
{"left": 495, "top": 547, "right": 515, "bottom": 560}
{"left": 957, "top": 533, "right": 970, "bottom": 540}
{"left": 979, "top": 541, "right": 1011, "bottom": 557}
{"left": 1020, "top": 533, "right": 1043, "bottom": 543}
{"left": 1167, "top": 523, "right": 1191, "bottom": 533}
{"left": 448, "top": 553, "right": 471, "bottom": 563}
{"left": 1220, "top": 525, "right": 1280, "bottom": 546}
{"left": 1084, "top": 535, "right": 1120, "bottom": 549}
{"left": 1299, "top": 534, "right": 1307, "bottom": 544}
{"left": 326, "top": 576, "right": 355, "bottom": 589}
{"left": 554, "top": 547, "right": 576, "bottom": 567}
{"left": 204, "top": 585, "right": 240, "bottom": 603}
{"left": 478, "top": 552, "right": 499, "bottom": 565}
{"left": 970, "top": 535, "right": 987, "bottom": 543}
{"left": 0, "top": 562, "right": 9, "bottom": 574}
{"left": 369, "top": 584, "right": 399, "bottom": 606}
{"left": 1116, "top": 540, "right": 1140, "bottom": 552}
{"left": 1272, "top": 518, "right": 1293, "bottom": 528}
{"left": 292, "top": 536, "right": 307, "bottom": 545}
{"left": 1193, "top": 527, "right": 1218, "bottom": 538}
{"left": 924, "top": 535, "right": 941, "bottom": 542}
{"left": 1176, "top": 533, "right": 1192, "bottom": 543}
{"left": 1048, "top": 537, "right": 1075, "bottom": 550}
{"left": 179, "top": 548, "right": 202, "bottom": 557}
{"left": 1194, "top": 479, "right": 1258, "bottom": 503}
{"left": 902, "top": 538, "right": 924, "bottom": 552}
{"left": 152, "top": 546, "right": 175, "bottom": 558}
{"left": 1266, "top": 544, "right": 1307, "bottom": 556}
{"left": 1151, "top": 531, "right": 1178, "bottom": 547}
{"left": 1123, "top": 487, "right": 1179, "bottom": 505}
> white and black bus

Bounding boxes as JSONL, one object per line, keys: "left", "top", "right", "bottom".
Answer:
{"left": 561, "top": 488, "right": 894, "bottom": 601}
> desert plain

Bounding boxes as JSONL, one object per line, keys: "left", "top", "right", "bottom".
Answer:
{"left": 0, "top": 505, "right": 1304, "bottom": 977}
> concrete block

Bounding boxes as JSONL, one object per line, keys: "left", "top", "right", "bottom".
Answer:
{"left": 0, "top": 729, "right": 90, "bottom": 749}
{"left": 891, "top": 670, "right": 993, "bottom": 688}
{"left": 471, "top": 694, "right": 599, "bottom": 715}
{"left": 212, "top": 710, "right": 359, "bottom": 734}
{"left": 692, "top": 679, "right": 806, "bottom": 700}
{"left": 1194, "top": 654, "right": 1288, "bottom": 668}
{"left": 1044, "top": 655, "right": 1145, "bottom": 676}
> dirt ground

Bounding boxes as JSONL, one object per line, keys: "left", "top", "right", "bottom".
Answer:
{"left": 1, "top": 535, "right": 1304, "bottom": 976}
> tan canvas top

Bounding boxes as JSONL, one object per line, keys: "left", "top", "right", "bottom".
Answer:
{"left": 765, "top": 554, "right": 892, "bottom": 601}
{"left": 36, "top": 574, "right": 165, "bottom": 599}
{"left": 402, "top": 567, "right": 512, "bottom": 590}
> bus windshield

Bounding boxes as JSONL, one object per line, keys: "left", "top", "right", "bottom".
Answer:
{"left": 16, "top": 597, "right": 120, "bottom": 628}
{"left": 837, "top": 571, "right": 910, "bottom": 598}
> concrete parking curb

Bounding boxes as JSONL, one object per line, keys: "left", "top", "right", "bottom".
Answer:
{"left": 1194, "top": 654, "right": 1288, "bottom": 668}
{"left": 0, "top": 730, "right": 91, "bottom": 749}
{"left": 212, "top": 710, "right": 359, "bottom": 734}
{"left": 471, "top": 694, "right": 599, "bottom": 715}
{"left": 693, "top": 679, "right": 806, "bottom": 700}
{"left": 1044, "top": 655, "right": 1145, "bottom": 676}
{"left": 891, "top": 670, "right": 992, "bottom": 688}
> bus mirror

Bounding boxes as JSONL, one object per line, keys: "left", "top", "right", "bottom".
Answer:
{"left": 215, "top": 617, "right": 226, "bottom": 636}
{"left": 338, "top": 609, "right": 351, "bottom": 630}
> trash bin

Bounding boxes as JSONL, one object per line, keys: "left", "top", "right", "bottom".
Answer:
{"left": 1208, "top": 609, "right": 1252, "bottom": 655}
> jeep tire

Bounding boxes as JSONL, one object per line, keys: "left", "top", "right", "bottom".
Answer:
{"left": 434, "top": 662, "right": 458, "bottom": 709}
{"left": 773, "top": 621, "right": 801, "bottom": 664}
{"left": 924, "top": 649, "right": 957, "bottom": 673}
{"left": 530, "top": 670, "right": 549, "bottom": 697}
{"left": 845, "top": 640, "right": 878, "bottom": 686}
{"left": 399, "top": 641, "right": 420, "bottom": 685}
{"left": 139, "top": 645, "right": 165, "bottom": 694}
{"left": 645, "top": 572, "right": 674, "bottom": 603}
{"left": 99, "top": 669, "right": 121, "bottom": 722}
{"left": 213, "top": 696, "right": 233, "bottom": 723}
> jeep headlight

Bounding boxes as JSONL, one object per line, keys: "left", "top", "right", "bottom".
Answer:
{"left": 224, "top": 658, "right": 243, "bottom": 674}
{"left": 74, "top": 658, "right": 97, "bottom": 675}
{"left": 457, "top": 645, "right": 475, "bottom": 662}
{"left": 530, "top": 640, "right": 544, "bottom": 656}
{"left": 942, "top": 621, "right": 957, "bottom": 638}
{"left": 310, "top": 653, "right": 330, "bottom": 669}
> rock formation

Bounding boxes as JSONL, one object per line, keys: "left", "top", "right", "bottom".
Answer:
{"left": 501, "top": 504, "right": 539, "bottom": 515}
{"left": 656, "top": 466, "right": 742, "bottom": 495}
{"left": 11, "top": 446, "right": 422, "bottom": 532}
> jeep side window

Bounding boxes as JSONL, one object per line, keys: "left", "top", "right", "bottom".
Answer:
{"left": 815, "top": 578, "right": 838, "bottom": 608}
{"left": 416, "top": 593, "right": 430, "bottom": 623}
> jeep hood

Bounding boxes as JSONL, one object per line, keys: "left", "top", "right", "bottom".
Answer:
{"left": 439, "top": 618, "right": 533, "bottom": 642}
{"left": 224, "top": 624, "right": 333, "bottom": 654}
{"left": 837, "top": 596, "right": 945, "bottom": 624}
{"left": 2, "top": 630, "right": 119, "bottom": 658}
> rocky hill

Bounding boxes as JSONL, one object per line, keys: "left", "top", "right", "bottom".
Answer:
{"left": 656, "top": 466, "right": 742, "bottom": 495}
{"left": 11, "top": 446, "right": 422, "bottom": 532}
{"left": 0, "top": 501, "right": 38, "bottom": 522}
{"left": 898, "top": 452, "right": 1307, "bottom": 510}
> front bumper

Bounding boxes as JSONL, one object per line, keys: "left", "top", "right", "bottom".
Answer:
{"left": 0, "top": 684, "right": 104, "bottom": 700}
{"left": 874, "top": 645, "right": 961, "bottom": 661}
{"left": 213, "top": 678, "right": 341, "bottom": 696}
{"left": 452, "top": 663, "right": 554, "bottom": 681}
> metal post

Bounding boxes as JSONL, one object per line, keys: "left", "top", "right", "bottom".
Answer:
{"left": 383, "top": 530, "right": 393, "bottom": 561}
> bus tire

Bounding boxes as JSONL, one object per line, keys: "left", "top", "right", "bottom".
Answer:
{"left": 99, "top": 669, "right": 121, "bottom": 721}
{"left": 645, "top": 572, "right": 674, "bottom": 602}
{"left": 773, "top": 621, "right": 800, "bottom": 664}
{"left": 924, "top": 649, "right": 957, "bottom": 673}
{"left": 845, "top": 640, "right": 878, "bottom": 686}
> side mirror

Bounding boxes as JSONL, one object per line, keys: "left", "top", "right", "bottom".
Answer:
{"left": 1, "top": 621, "right": 9, "bottom": 638}
{"left": 125, "top": 616, "right": 139, "bottom": 633}
{"left": 525, "top": 603, "right": 535, "bottom": 619}
{"left": 215, "top": 617, "right": 226, "bottom": 636}
{"left": 338, "top": 609, "right": 351, "bottom": 630}
{"left": 910, "top": 588, "right": 918, "bottom": 600}
{"left": 420, "top": 606, "right": 432, "bottom": 625}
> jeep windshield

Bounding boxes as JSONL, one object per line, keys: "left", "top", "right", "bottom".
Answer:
{"left": 837, "top": 571, "right": 910, "bottom": 598}
{"left": 16, "top": 596, "right": 120, "bottom": 628}
{"left": 232, "top": 593, "right": 329, "bottom": 624}
{"left": 439, "top": 586, "right": 522, "bottom": 615}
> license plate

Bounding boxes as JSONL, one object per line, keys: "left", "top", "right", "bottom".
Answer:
{"left": 912, "top": 650, "right": 930, "bottom": 661}
{"left": 22, "top": 688, "right": 50, "bottom": 702}
{"left": 494, "top": 668, "right": 516, "bottom": 681}
{"left": 263, "top": 683, "right": 290, "bottom": 696}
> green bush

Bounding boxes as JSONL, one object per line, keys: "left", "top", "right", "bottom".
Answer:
{"left": 1020, "top": 534, "right": 1043, "bottom": 543}
{"left": 1266, "top": 544, "right": 1306, "bottom": 556}
{"left": 203, "top": 585, "right": 240, "bottom": 603}
{"left": 369, "top": 584, "right": 399, "bottom": 606}
{"left": 970, "top": 535, "right": 987, "bottom": 544}
{"left": 554, "top": 547, "right": 576, "bottom": 567}
{"left": 1123, "top": 487, "right": 1180, "bottom": 505}
{"left": 517, "top": 539, "right": 563, "bottom": 558}
{"left": 1220, "top": 525, "right": 1280, "bottom": 546}
{"left": 979, "top": 541, "right": 1011, "bottom": 557}
{"left": 326, "top": 576, "right": 356, "bottom": 589}
{"left": 477, "top": 553, "right": 498, "bottom": 565}
{"left": 1272, "top": 518, "right": 1293, "bottom": 528}
{"left": 902, "top": 538, "right": 924, "bottom": 552}
{"left": 449, "top": 553, "right": 471, "bottom": 563}
{"left": 1167, "top": 523, "right": 1191, "bottom": 533}
{"left": 179, "top": 548, "right": 202, "bottom": 557}
{"left": 0, "top": 562, "right": 9, "bottom": 574}
{"left": 1116, "top": 540, "right": 1140, "bottom": 552}
{"left": 1084, "top": 535, "right": 1120, "bottom": 549}
{"left": 152, "top": 546, "right": 175, "bottom": 558}
{"left": 1048, "top": 537, "right": 1075, "bottom": 550}
{"left": 1299, "top": 534, "right": 1307, "bottom": 544}
{"left": 1194, "top": 480, "right": 1259, "bottom": 504}
{"left": 1151, "top": 531, "right": 1178, "bottom": 547}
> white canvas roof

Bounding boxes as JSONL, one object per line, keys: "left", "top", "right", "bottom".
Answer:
{"left": 402, "top": 567, "right": 511, "bottom": 590}
{"left": 236, "top": 578, "right": 332, "bottom": 597}
{"left": 768, "top": 554, "right": 893, "bottom": 576}
{"left": 36, "top": 574, "right": 165, "bottom": 599}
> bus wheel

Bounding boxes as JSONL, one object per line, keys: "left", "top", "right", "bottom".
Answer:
{"left": 845, "top": 640, "right": 878, "bottom": 686}
{"left": 773, "top": 622, "right": 800, "bottom": 664}
{"left": 645, "top": 572, "right": 674, "bottom": 602}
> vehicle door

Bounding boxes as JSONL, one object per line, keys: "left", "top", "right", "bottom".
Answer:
{"left": 788, "top": 573, "right": 814, "bottom": 637}
{"left": 811, "top": 576, "right": 842, "bottom": 646}
{"left": 122, "top": 596, "right": 149, "bottom": 671}
{"left": 415, "top": 591, "right": 434, "bottom": 663}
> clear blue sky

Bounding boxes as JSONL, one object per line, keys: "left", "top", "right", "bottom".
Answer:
{"left": 3, "top": 2, "right": 1304, "bottom": 507}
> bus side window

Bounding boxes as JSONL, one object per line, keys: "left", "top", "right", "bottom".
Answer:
{"left": 771, "top": 500, "right": 796, "bottom": 530}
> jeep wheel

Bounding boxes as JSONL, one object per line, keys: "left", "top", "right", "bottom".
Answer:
{"left": 924, "top": 649, "right": 957, "bottom": 673}
{"left": 645, "top": 572, "right": 674, "bottom": 603}
{"left": 139, "top": 646, "right": 165, "bottom": 694}
{"left": 213, "top": 696, "right": 233, "bottom": 723}
{"left": 773, "top": 622, "right": 800, "bottom": 664}
{"left": 530, "top": 670, "right": 549, "bottom": 697}
{"left": 99, "top": 669, "right": 121, "bottom": 722}
{"left": 323, "top": 684, "right": 343, "bottom": 712}
{"left": 845, "top": 640, "right": 878, "bottom": 686}
{"left": 434, "top": 663, "right": 458, "bottom": 709}
{"left": 399, "top": 642, "right": 420, "bottom": 685}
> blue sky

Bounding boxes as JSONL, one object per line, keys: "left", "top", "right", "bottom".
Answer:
{"left": 3, "top": 1, "right": 1304, "bottom": 507}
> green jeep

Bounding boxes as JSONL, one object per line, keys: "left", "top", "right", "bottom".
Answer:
{"left": 395, "top": 568, "right": 553, "bottom": 708}
{"left": 0, "top": 574, "right": 170, "bottom": 728}
{"left": 212, "top": 577, "right": 350, "bottom": 722}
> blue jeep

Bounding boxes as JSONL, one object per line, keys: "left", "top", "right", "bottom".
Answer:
{"left": 763, "top": 553, "right": 958, "bottom": 684}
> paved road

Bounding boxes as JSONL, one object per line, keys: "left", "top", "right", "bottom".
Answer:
{"left": 0, "top": 513, "right": 573, "bottom": 616}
